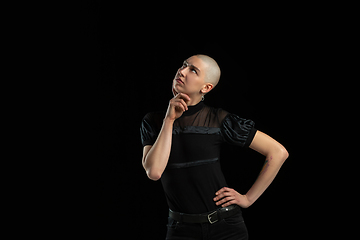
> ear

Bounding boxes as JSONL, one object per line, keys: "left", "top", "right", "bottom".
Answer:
{"left": 200, "top": 83, "right": 214, "bottom": 94}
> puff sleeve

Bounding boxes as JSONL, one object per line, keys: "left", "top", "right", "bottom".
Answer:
{"left": 140, "top": 112, "right": 160, "bottom": 147}
{"left": 221, "top": 114, "right": 257, "bottom": 148}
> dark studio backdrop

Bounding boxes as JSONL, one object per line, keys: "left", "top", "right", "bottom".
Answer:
{"left": 79, "top": 3, "right": 329, "bottom": 239}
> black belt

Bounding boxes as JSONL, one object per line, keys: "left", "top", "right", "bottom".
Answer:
{"left": 169, "top": 205, "right": 240, "bottom": 224}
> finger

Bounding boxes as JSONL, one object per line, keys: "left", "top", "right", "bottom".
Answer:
{"left": 215, "top": 194, "right": 233, "bottom": 204}
{"left": 215, "top": 197, "right": 227, "bottom": 205}
{"left": 179, "top": 99, "right": 188, "bottom": 110}
{"left": 174, "top": 92, "right": 187, "bottom": 99}
{"left": 176, "top": 99, "right": 188, "bottom": 111}
{"left": 215, "top": 187, "right": 226, "bottom": 195}
{"left": 179, "top": 93, "right": 191, "bottom": 102}
{"left": 216, "top": 187, "right": 231, "bottom": 195}
{"left": 173, "top": 102, "right": 186, "bottom": 112}
{"left": 181, "top": 93, "right": 191, "bottom": 101}
{"left": 172, "top": 99, "right": 188, "bottom": 111}
{"left": 213, "top": 191, "right": 231, "bottom": 201}
{"left": 172, "top": 97, "right": 188, "bottom": 111}
{"left": 216, "top": 196, "right": 235, "bottom": 206}
{"left": 222, "top": 200, "right": 236, "bottom": 208}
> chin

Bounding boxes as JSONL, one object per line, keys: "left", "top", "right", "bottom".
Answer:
{"left": 173, "top": 85, "right": 182, "bottom": 94}
{"left": 173, "top": 88, "right": 188, "bottom": 96}
{"left": 173, "top": 84, "right": 191, "bottom": 96}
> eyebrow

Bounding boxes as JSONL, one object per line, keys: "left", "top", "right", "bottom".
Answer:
{"left": 184, "top": 60, "right": 201, "bottom": 73}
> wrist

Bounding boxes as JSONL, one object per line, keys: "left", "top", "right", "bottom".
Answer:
{"left": 244, "top": 194, "right": 255, "bottom": 207}
{"left": 163, "top": 117, "right": 175, "bottom": 124}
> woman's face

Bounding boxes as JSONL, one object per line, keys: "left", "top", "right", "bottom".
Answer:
{"left": 172, "top": 56, "right": 207, "bottom": 97}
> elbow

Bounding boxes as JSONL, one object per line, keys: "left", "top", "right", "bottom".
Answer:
{"left": 148, "top": 173, "right": 162, "bottom": 181}
{"left": 270, "top": 144, "right": 289, "bottom": 163}
{"left": 146, "top": 169, "right": 162, "bottom": 181}
{"left": 142, "top": 159, "right": 162, "bottom": 181}
{"left": 279, "top": 146, "right": 289, "bottom": 162}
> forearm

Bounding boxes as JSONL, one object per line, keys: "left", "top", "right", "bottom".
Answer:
{"left": 246, "top": 148, "right": 288, "bottom": 205}
{"left": 143, "top": 118, "right": 174, "bottom": 180}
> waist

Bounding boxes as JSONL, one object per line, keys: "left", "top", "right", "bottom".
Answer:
{"left": 169, "top": 205, "right": 240, "bottom": 224}
{"left": 161, "top": 161, "right": 227, "bottom": 214}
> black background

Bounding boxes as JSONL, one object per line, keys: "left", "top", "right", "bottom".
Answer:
{"left": 78, "top": 2, "right": 331, "bottom": 239}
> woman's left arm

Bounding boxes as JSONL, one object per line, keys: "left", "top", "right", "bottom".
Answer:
{"left": 214, "top": 131, "right": 289, "bottom": 208}
{"left": 245, "top": 130, "right": 289, "bottom": 205}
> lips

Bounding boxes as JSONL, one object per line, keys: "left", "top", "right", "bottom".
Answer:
{"left": 176, "top": 78, "right": 184, "bottom": 84}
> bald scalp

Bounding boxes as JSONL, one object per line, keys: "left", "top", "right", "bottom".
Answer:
{"left": 195, "top": 54, "right": 221, "bottom": 88}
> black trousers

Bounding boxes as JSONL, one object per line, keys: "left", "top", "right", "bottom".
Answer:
{"left": 166, "top": 211, "right": 248, "bottom": 240}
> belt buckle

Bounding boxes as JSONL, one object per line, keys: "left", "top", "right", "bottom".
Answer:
{"left": 207, "top": 211, "right": 218, "bottom": 224}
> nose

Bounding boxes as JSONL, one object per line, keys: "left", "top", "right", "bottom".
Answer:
{"left": 176, "top": 69, "right": 183, "bottom": 79}
{"left": 178, "top": 67, "right": 186, "bottom": 77}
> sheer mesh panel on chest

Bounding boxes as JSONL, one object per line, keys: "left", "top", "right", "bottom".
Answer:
{"left": 173, "top": 106, "right": 228, "bottom": 128}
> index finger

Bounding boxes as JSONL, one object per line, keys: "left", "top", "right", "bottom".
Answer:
{"left": 178, "top": 93, "right": 191, "bottom": 102}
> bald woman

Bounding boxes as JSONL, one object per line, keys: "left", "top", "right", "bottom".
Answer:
{"left": 140, "top": 55, "right": 288, "bottom": 240}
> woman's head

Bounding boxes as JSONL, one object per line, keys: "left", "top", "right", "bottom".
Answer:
{"left": 172, "top": 54, "right": 221, "bottom": 102}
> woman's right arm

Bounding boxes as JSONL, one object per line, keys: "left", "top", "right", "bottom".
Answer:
{"left": 142, "top": 93, "right": 190, "bottom": 181}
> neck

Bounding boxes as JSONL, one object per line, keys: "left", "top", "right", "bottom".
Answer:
{"left": 187, "top": 94, "right": 202, "bottom": 106}
{"left": 182, "top": 98, "right": 204, "bottom": 116}
{"left": 183, "top": 94, "right": 201, "bottom": 106}
{"left": 172, "top": 88, "right": 202, "bottom": 106}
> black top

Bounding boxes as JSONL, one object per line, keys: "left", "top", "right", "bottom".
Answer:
{"left": 140, "top": 101, "right": 257, "bottom": 214}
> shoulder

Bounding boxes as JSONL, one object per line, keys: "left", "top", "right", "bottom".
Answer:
{"left": 214, "top": 107, "right": 256, "bottom": 132}
{"left": 218, "top": 110, "right": 256, "bottom": 147}
{"left": 144, "top": 111, "right": 165, "bottom": 119}
{"left": 196, "top": 105, "right": 230, "bottom": 127}
{"left": 143, "top": 111, "right": 165, "bottom": 120}
{"left": 204, "top": 105, "right": 230, "bottom": 120}
{"left": 208, "top": 106, "right": 254, "bottom": 126}
{"left": 142, "top": 111, "right": 165, "bottom": 129}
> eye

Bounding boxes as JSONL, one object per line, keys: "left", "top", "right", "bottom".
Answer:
{"left": 190, "top": 68, "right": 197, "bottom": 74}
{"left": 181, "top": 63, "right": 187, "bottom": 69}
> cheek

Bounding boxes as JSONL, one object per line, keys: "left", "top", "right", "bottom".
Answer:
{"left": 187, "top": 75, "right": 202, "bottom": 88}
